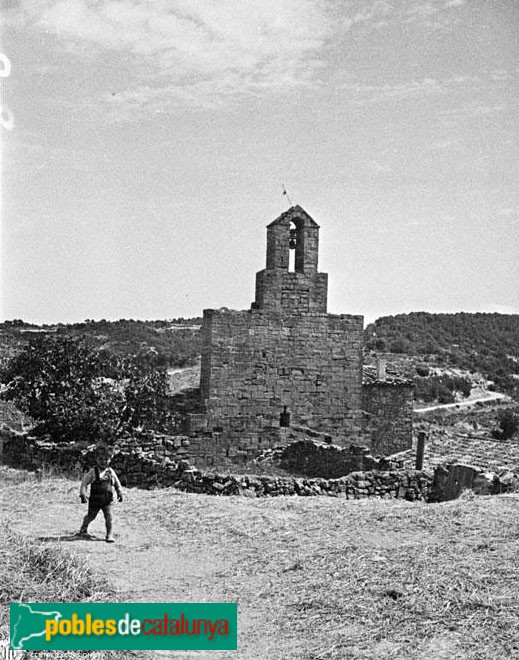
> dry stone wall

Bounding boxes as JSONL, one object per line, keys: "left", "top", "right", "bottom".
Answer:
{"left": 276, "top": 440, "right": 381, "bottom": 478}
{"left": 429, "top": 463, "right": 517, "bottom": 501}
{"left": 3, "top": 430, "right": 516, "bottom": 502}
{"left": 0, "top": 429, "right": 432, "bottom": 500}
{"left": 0, "top": 430, "right": 191, "bottom": 473}
{"left": 173, "top": 468, "right": 432, "bottom": 500}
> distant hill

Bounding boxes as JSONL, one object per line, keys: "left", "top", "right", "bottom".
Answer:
{"left": 365, "top": 312, "right": 519, "bottom": 399}
{"left": 0, "top": 318, "right": 202, "bottom": 370}
{"left": 2, "top": 312, "right": 518, "bottom": 400}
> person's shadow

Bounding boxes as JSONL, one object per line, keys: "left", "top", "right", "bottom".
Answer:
{"left": 37, "top": 533, "right": 104, "bottom": 542}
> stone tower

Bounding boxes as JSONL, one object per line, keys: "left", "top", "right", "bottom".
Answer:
{"left": 254, "top": 206, "right": 328, "bottom": 313}
{"left": 197, "top": 205, "right": 366, "bottom": 459}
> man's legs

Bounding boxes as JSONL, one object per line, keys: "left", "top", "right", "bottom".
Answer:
{"left": 79, "top": 504, "right": 100, "bottom": 535}
{"left": 102, "top": 505, "right": 114, "bottom": 542}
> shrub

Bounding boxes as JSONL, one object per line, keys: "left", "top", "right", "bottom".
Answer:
{"left": 0, "top": 336, "right": 172, "bottom": 444}
{"left": 492, "top": 410, "right": 519, "bottom": 441}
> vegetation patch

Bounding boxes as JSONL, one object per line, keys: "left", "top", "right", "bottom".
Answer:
{"left": 365, "top": 312, "right": 519, "bottom": 399}
{"left": 0, "top": 522, "right": 130, "bottom": 659}
{"left": 0, "top": 335, "right": 173, "bottom": 444}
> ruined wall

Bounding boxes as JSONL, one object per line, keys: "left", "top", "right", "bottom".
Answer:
{"left": 430, "top": 463, "right": 517, "bottom": 502}
{"left": 0, "top": 430, "right": 433, "bottom": 500}
{"left": 362, "top": 383, "right": 414, "bottom": 455}
{"left": 1, "top": 430, "right": 191, "bottom": 473}
{"left": 5, "top": 430, "right": 516, "bottom": 502}
{"left": 278, "top": 440, "right": 381, "bottom": 478}
{"left": 200, "top": 308, "right": 365, "bottom": 459}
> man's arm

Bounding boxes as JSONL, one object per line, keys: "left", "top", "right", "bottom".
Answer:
{"left": 110, "top": 469, "right": 124, "bottom": 500}
{"left": 79, "top": 469, "right": 94, "bottom": 499}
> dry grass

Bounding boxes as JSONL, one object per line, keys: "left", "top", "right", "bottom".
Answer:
{"left": 144, "top": 492, "right": 519, "bottom": 660}
{"left": 2, "top": 466, "right": 519, "bottom": 659}
{"left": 0, "top": 472, "right": 133, "bottom": 659}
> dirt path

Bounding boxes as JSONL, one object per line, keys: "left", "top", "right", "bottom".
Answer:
{"left": 414, "top": 391, "right": 509, "bottom": 413}
{"left": 4, "top": 467, "right": 519, "bottom": 660}
{"left": 1, "top": 471, "right": 349, "bottom": 660}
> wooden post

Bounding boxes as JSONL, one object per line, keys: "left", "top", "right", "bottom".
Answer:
{"left": 415, "top": 431, "right": 426, "bottom": 470}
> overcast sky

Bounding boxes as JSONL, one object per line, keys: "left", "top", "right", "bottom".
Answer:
{"left": 2, "top": 0, "right": 518, "bottom": 325}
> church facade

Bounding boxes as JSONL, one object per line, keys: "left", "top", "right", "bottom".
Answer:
{"left": 191, "top": 206, "right": 412, "bottom": 463}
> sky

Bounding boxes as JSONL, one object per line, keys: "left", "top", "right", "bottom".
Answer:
{"left": 1, "top": 0, "right": 518, "bottom": 326}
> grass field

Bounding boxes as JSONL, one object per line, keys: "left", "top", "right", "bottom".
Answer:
{"left": 0, "top": 523, "right": 130, "bottom": 659}
{"left": 1, "top": 465, "right": 519, "bottom": 659}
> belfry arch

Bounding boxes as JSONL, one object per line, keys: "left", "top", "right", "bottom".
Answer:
{"left": 254, "top": 205, "right": 327, "bottom": 313}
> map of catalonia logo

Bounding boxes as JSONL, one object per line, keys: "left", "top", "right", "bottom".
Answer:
{"left": 10, "top": 603, "right": 238, "bottom": 651}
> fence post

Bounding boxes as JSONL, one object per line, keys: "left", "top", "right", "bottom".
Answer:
{"left": 415, "top": 431, "right": 426, "bottom": 470}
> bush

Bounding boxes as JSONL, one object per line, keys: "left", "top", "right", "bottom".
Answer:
{"left": 0, "top": 336, "right": 172, "bottom": 444}
{"left": 492, "top": 410, "right": 519, "bottom": 440}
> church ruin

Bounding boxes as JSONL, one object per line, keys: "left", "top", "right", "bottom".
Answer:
{"left": 188, "top": 205, "right": 413, "bottom": 464}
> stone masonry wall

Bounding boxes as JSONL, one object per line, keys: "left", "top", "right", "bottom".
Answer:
{"left": 0, "top": 430, "right": 191, "bottom": 473}
{"left": 5, "top": 430, "right": 516, "bottom": 502}
{"left": 172, "top": 468, "right": 433, "bottom": 500}
{"left": 254, "top": 206, "right": 327, "bottom": 314}
{"left": 255, "top": 270, "right": 328, "bottom": 314}
{"left": 277, "top": 440, "right": 380, "bottom": 478}
{"left": 363, "top": 383, "right": 414, "bottom": 455}
{"left": 0, "top": 430, "right": 433, "bottom": 500}
{"left": 200, "top": 308, "right": 365, "bottom": 461}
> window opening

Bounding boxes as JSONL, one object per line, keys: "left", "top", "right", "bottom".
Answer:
{"left": 280, "top": 406, "right": 291, "bottom": 428}
{"left": 289, "top": 222, "right": 297, "bottom": 272}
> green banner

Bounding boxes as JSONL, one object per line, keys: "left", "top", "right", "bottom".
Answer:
{"left": 10, "top": 603, "right": 237, "bottom": 651}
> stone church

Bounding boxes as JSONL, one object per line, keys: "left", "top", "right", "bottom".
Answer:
{"left": 188, "top": 205, "right": 412, "bottom": 464}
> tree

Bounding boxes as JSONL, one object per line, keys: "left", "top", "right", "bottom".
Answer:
{"left": 493, "top": 409, "right": 519, "bottom": 441}
{"left": 0, "top": 336, "right": 171, "bottom": 444}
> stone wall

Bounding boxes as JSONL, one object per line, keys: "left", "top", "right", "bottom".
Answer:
{"left": 200, "top": 308, "right": 365, "bottom": 459}
{"left": 277, "top": 440, "right": 380, "bottom": 478}
{"left": 0, "top": 429, "right": 433, "bottom": 500}
{"left": 0, "top": 430, "right": 191, "bottom": 473}
{"left": 172, "top": 468, "right": 432, "bottom": 500}
{"left": 1, "top": 430, "right": 83, "bottom": 472}
{"left": 254, "top": 206, "right": 327, "bottom": 314}
{"left": 429, "top": 463, "right": 517, "bottom": 502}
{"left": 4, "top": 430, "right": 516, "bottom": 502}
{"left": 363, "top": 383, "right": 414, "bottom": 455}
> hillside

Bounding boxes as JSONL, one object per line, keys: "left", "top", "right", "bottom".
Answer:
{"left": 2, "top": 313, "right": 518, "bottom": 402}
{"left": 0, "top": 318, "right": 202, "bottom": 370}
{"left": 365, "top": 313, "right": 519, "bottom": 400}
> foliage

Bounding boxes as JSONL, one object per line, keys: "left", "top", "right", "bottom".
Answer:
{"left": 365, "top": 312, "right": 519, "bottom": 399}
{"left": 413, "top": 374, "right": 472, "bottom": 404}
{"left": 0, "top": 335, "right": 172, "bottom": 444}
{"left": 0, "top": 517, "right": 127, "bottom": 660}
{"left": 0, "top": 317, "right": 202, "bottom": 370}
{"left": 415, "top": 364, "right": 430, "bottom": 377}
{"left": 62, "top": 318, "right": 202, "bottom": 367}
{"left": 492, "top": 410, "right": 519, "bottom": 441}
